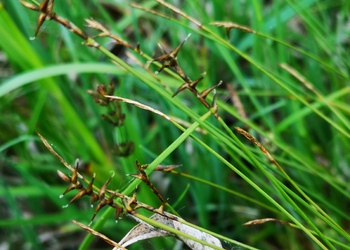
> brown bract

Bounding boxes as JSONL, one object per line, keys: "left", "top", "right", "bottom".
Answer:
{"left": 21, "top": 0, "right": 88, "bottom": 39}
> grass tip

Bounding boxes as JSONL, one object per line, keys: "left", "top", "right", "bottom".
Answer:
{"left": 109, "top": 170, "right": 115, "bottom": 177}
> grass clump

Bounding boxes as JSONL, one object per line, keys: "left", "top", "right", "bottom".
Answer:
{"left": 1, "top": 0, "right": 349, "bottom": 249}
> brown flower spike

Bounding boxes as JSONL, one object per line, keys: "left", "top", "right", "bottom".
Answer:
{"left": 152, "top": 34, "right": 191, "bottom": 81}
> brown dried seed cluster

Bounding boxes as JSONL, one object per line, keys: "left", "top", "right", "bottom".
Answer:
{"left": 58, "top": 159, "right": 123, "bottom": 222}
{"left": 57, "top": 159, "right": 181, "bottom": 223}
{"left": 40, "top": 131, "right": 178, "bottom": 224}
{"left": 87, "top": 83, "right": 135, "bottom": 157}
{"left": 87, "top": 82, "right": 126, "bottom": 127}
{"left": 151, "top": 35, "right": 222, "bottom": 116}
{"left": 22, "top": 0, "right": 222, "bottom": 117}
{"left": 88, "top": 82, "right": 115, "bottom": 106}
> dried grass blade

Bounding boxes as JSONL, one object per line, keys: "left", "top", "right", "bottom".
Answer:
{"left": 156, "top": 0, "right": 202, "bottom": 27}
{"left": 72, "top": 220, "right": 126, "bottom": 249}
{"left": 244, "top": 218, "right": 291, "bottom": 226}
{"left": 105, "top": 95, "right": 171, "bottom": 121}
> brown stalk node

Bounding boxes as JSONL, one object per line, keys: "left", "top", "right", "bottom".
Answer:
{"left": 133, "top": 161, "right": 167, "bottom": 203}
{"left": 91, "top": 191, "right": 117, "bottom": 222}
{"left": 172, "top": 72, "right": 206, "bottom": 97}
{"left": 60, "top": 160, "right": 83, "bottom": 196}
{"left": 123, "top": 193, "right": 138, "bottom": 213}
{"left": 121, "top": 192, "right": 179, "bottom": 221}
{"left": 106, "top": 192, "right": 116, "bottom": 206}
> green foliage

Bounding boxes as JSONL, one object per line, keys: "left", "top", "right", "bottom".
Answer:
{"left": 1, "top": 0, "right": 349, "bottom": 249}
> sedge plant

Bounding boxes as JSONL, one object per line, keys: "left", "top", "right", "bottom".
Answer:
{"left": 0, "top": 0, "right": 349, "bottom": 249}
